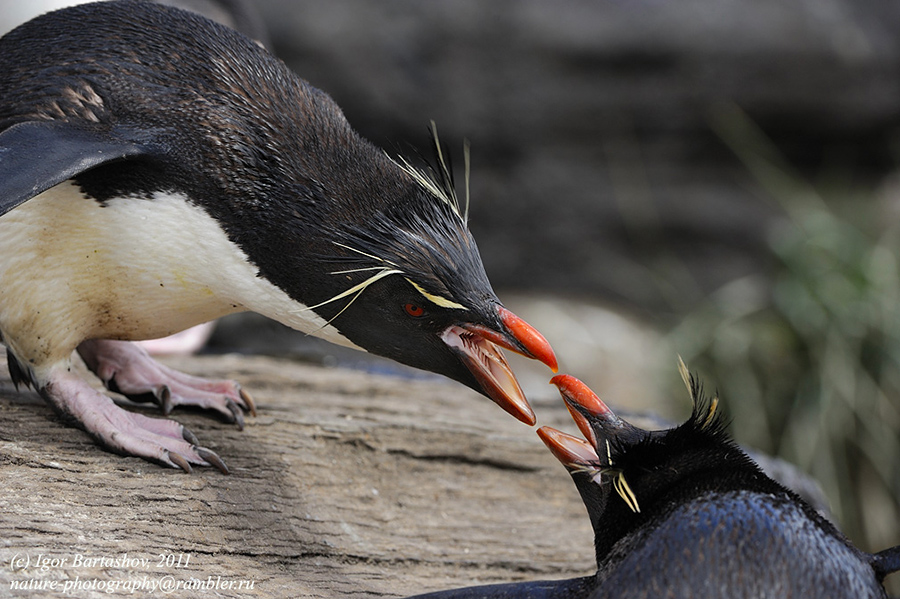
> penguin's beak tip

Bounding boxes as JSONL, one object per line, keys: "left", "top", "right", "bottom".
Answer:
{"left": 550, "top": 374, "right": 611, "bottom": 417}
{"left": 496, "top": 305, "right": 559, "bottom": 372}
{"left": 515, "top": 406, "right": 538, "bottom": 427}
{"left": 549, "top": 374, "right": 611, "bottom": 445}
{"left": 537, "top": 426, "right": 599, "bottom": 468}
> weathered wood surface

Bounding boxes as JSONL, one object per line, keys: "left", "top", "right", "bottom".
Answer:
{"left": 0, "top": 351, "right": 598, "bottom": 598}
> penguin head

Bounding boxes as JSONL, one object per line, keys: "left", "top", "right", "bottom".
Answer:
{"left": 305, "top": 143, "right": 557, "bottom": 426}
{"left": 538, "top": 372, "right": 758, "bottom": 562}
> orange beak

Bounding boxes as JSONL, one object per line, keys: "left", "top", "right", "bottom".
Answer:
{"left": 442, "top": 306, "right": 558, "bottom": 426}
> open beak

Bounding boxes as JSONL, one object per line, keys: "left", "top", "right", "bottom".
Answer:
{"left": 537, "top": 426, "right": 599, "bottom": 470}
{"left": 441, "top": 305, "right": 558, "bottom": 426}
{"left": 549, "top": 374, "right": 644, "bottom": 461}
{"left": 549, "top": 374, "right": 614, "bottom": 446}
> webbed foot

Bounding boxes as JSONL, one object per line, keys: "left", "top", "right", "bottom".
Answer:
{"left": 77, "top": 339, "right": 255, "bottom": 428}
{"left": 41, "top": 366, "right": 230, "bottom": 473}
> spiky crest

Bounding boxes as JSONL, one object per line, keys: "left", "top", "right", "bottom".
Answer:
{"left": 314, "top": 127, "right": 486, "bottom": 318}
{"left": 569, "top": 361, "right": 735, "bottom": 514}
{"left": 391, "top": 121, "right": 470, "bottom": 223}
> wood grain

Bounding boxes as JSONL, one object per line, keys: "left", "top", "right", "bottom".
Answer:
{"left": 0, "top": 352, "right": 594, "bottom": 598}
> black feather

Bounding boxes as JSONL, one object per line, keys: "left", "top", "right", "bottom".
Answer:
{"left": 405, "top": 372, "right": 898, "bottom": 598}
{"left": 871, "top": 545, "right": 900, "bottom": 581}
{"left": 5, "top": 349, "right": 36, "bottom": 390}
{"left": 0, "top": 0, "right": 499, "bottom": 323}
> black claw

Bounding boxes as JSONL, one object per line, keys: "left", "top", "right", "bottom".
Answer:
{"left": 157, "top": 385, "right": 173, "bottom": 415}
{"left": 182, "top": 428, "right": 201, "bottom": 446}
{"left": 196, "top": 447, "right": 230, "bottom": 474}
{"left": 239, "top": 387, "right": 257, "bottom": 417}
{"left": 107, "top": 375, "right": 123, "bottom": 396}
{"left": 226, "top": 398, "right": 244, "bottom": 430}
{"left": 167, "top": 451, "right": 193, "bottom": 474}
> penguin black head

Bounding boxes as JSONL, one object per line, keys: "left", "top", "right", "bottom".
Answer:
{"left": 537, "top": 373, "right": 899, "bottom": 598}
{"left": 540, "top": 372, "right": 778, "bottom": 560}
{"left": 0, "top": 0, "right": 557, "bottom": 425}
{"left": 301, "top": 131, "right": 559, "bottom": 424}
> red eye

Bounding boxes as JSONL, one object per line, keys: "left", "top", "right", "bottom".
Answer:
{"left": 404, "top": 303, "right": 425, "bottom": 317}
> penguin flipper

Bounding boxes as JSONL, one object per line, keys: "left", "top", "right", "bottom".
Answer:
{"left": 871, "top": 545, "right": 900, "bottom": 581}
{"left": 0, "top": 120, "right": 153, "bottom": 217}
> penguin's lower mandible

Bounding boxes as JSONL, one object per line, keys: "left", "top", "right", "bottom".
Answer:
{"left": 0, "top": 1, "right": 557, "bottom": 472}
{"left": 406, "top": 370, "right": 899, "bottom": 598}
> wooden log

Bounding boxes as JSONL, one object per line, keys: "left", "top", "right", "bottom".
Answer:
{"left": 0, "top": 352, "right": 594, "bottom": 598}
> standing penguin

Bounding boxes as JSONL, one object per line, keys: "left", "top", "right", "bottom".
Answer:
{"left": 0, "top": 0, "right": 557, "bottom": 472}
{"left": 407, "top": 372, "right": 900, "bottom": 598}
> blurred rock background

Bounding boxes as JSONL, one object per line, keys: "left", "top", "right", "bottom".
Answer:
{"left": 2, "top": 0, "right": 899, "bottom": 582}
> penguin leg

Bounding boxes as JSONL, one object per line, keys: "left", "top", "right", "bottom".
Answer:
{"left": 39, "top": 365, "right": 229, "bottom": 473}
{"left": 77, "top": 340, "right": 256, "bottom": 428}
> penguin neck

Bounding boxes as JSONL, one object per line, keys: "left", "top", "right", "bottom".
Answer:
{"left": 589, "top": 451, "right": 783, "bottom": 566}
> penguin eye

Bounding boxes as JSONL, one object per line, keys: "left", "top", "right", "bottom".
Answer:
{"left": 404, "top": 303, "right": 426, "bottom": 318}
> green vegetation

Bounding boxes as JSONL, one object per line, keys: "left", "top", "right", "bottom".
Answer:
{"left": 671, "top": 105, "right": 900, "bottom": 556}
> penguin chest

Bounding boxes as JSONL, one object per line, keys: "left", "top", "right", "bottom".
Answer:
{"left": 0, "top": 182, "right": 245, "bottom": 362}
{"left": 0, "top": 181, "right": 359, "bottom": 369}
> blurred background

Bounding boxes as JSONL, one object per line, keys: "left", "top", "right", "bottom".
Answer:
{"left": 2, "top": 0, "right": 899, "bottom": 581}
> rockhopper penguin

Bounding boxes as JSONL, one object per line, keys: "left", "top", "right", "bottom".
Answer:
{"left": 407, "top": 371, "right": 900, "bottom": 598}
{"left": 0, "top": 0, "right": 557, "bottom": 472}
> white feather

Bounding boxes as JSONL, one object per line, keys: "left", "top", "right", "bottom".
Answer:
{"left": 0, "top": 182, "right": 360, "bottom": 380}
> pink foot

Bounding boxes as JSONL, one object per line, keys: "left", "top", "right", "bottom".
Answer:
{"left": 77, "top": 339, "right": 256, "bottom": 429}
{"left": 41, "top": 366, "right": 229, "bottom": 473}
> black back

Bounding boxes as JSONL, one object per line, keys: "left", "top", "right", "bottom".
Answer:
{"left": 0, "top": 1, "right": 512, "bottom": 392}
{"left": 0, "top": 0, "right": 490, "bottom": 314}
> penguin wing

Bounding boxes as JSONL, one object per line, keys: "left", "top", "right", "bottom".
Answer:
{"left": 871, "top": 545, "right": 900, "bottom": 581}
{"left": 0, "top": 120, "right": 156, "bottom": 217}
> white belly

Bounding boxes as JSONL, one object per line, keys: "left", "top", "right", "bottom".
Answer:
{"left": 0, "top": 181, "right": 358, "bottom": 374}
